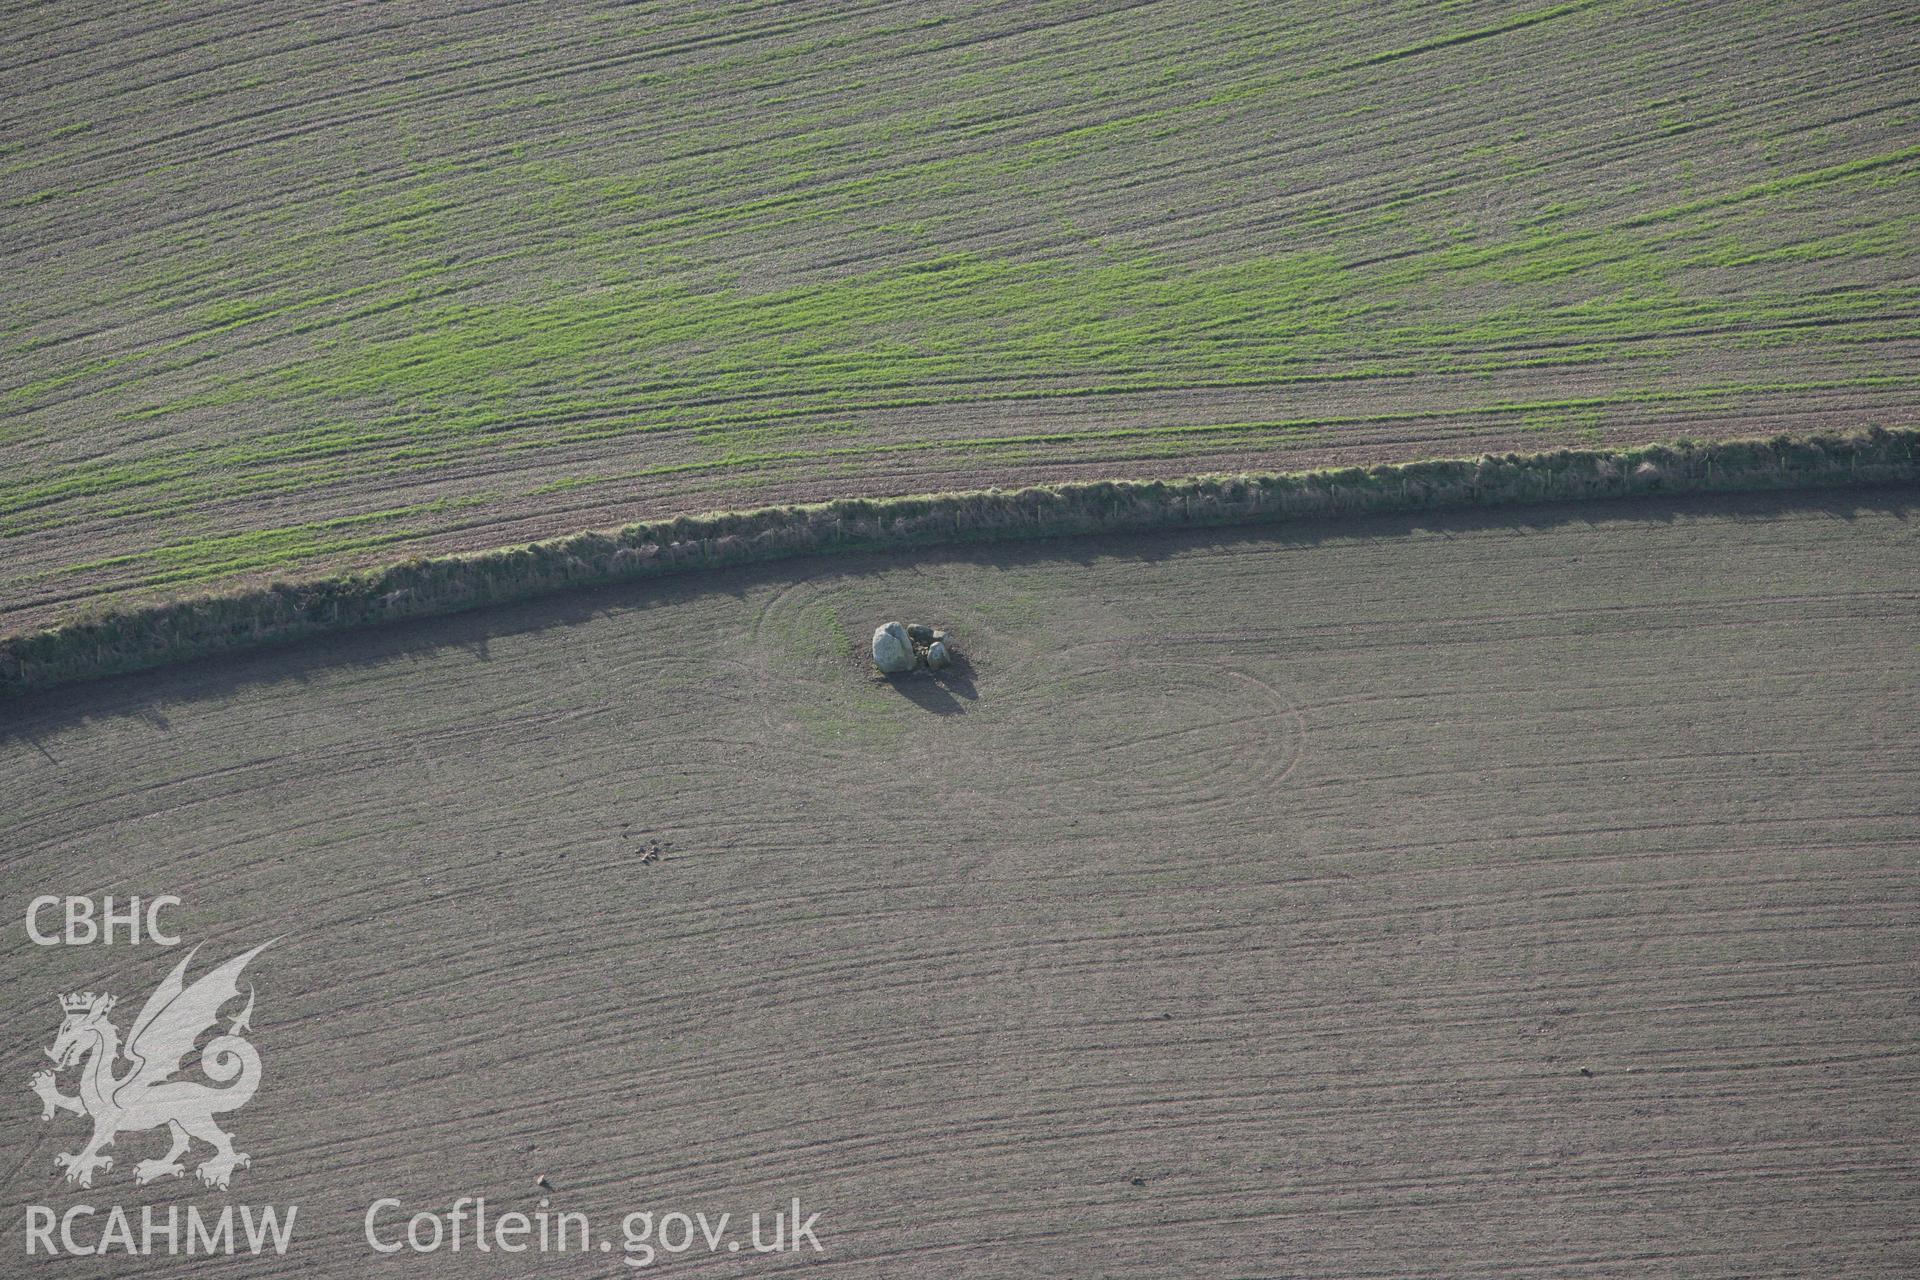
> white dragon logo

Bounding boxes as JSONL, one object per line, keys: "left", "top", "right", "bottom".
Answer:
{"left": 30, "top": 942, "right": 272, "bottom": 1190}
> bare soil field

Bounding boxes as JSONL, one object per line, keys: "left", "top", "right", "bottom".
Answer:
{"left": 3, "top": 1, "right": 1917, "bottom": 630}
{"left": 3, "top": 491, "right": 1915, "bottom": 1276}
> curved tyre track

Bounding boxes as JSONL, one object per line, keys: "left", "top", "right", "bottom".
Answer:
{"left": 0, "top": 492, "right": 1915, "bottom": 1276}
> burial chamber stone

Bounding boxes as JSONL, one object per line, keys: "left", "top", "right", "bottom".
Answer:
{"left": 872, "top": 621, "right": 915, "bottom": 673}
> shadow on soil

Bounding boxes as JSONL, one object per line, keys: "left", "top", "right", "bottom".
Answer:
{"left": 883, "top": 651, "right": 979, "bottom": 715}
{"left": 4, "top": 486, "right": 1912, "bottom": 746}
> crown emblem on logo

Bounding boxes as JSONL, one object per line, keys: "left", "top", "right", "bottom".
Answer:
{"left": 38, "top": 942, "right": 271, "bottom": 1191}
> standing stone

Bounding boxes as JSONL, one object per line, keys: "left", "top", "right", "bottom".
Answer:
{"left": 872, "top": 621, "right": 915, "bottom": 673}
{"left": 926, "top": 640, "right": 952, "bottom": 670}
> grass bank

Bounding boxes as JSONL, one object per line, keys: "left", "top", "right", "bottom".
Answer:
{"left": 3, "top": 428, "right": 1913, "bottom": 699}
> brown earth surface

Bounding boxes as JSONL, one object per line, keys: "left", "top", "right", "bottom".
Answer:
{"left": 2, "top": 490, "right": 1915, "bottom": 1275}
{"left": 3, "top": 0, "right": 1917, "bottom": 632}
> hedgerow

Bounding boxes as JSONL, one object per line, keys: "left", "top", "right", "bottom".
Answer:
{"left": 2, "top": 427, "right": 1912, "bottom": 699}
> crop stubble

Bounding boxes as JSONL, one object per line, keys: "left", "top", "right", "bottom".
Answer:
{"left": 1, "top": 491, "right": 1914, "bottom": 1276}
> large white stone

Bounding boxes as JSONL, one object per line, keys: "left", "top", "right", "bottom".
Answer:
{"left": 871, "top": 621, "right": 915, "bottom": 673}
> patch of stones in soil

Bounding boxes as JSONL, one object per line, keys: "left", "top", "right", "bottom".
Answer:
{"left": 871, "top": 621, "right": 955, "bottom": 675}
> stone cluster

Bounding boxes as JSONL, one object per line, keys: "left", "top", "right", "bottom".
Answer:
{"left": 871, "top": 621, "right": 953, "bottom": 674}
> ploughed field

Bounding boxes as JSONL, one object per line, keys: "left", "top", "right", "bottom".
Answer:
{"left": 4, "top": 490, "right": 1915, "bottom": 1276}
{"left": 3, "top": 0, "right": 1918, "bottom": 632}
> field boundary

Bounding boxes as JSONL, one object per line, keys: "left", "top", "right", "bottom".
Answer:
{"left": 4, "top": 428, "right": 1914, "bottom": 699}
